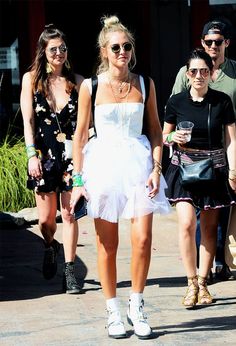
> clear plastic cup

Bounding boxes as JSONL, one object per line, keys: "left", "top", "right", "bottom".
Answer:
{"left": 178, "top": 121, "right": 194, "bottom": 142}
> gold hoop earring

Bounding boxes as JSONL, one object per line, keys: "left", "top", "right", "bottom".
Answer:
{"left": 65, "top": 60, "right": 71, "bottom": 70}
{"left": 46, "top": 62, "right": 53, "bottom": 74}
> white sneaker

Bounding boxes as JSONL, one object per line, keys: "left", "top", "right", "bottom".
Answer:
{"left": 127, "top": 299, "right": 152, "bottom": 339}
{"left": 107, "top": 310, "right": 127, "bottom": 339}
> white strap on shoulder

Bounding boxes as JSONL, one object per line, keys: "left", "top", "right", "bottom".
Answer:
{"left": 139, "top": 75, "right": 146, "bottom": 104}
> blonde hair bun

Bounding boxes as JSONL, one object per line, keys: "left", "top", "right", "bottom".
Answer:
{"left": 102, "top": 15, "right": 120, "bottom": 29}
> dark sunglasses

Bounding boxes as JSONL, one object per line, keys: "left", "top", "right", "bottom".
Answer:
{"left": 188, "top": 68, "right": 210, "bottom": 77}
{"left": 203, "top": 39, "right": 225, "bottom": 47}
{"left": 110, "top": 42, "right": 132, "bottom": 54}
{"left": 48, "top": 44, "right": 67, "bottom": 55}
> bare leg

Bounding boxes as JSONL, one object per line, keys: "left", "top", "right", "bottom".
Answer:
{"left": 35, "top": 191, "right": 57, "bottom": 244}
{"left": 128, "top": 213, "right": 153, "bottom": 338}
{"left": 94, "top": 219, "right": 118, "bottom": 299}
{"left": 198, "top": 210, "right": 218, "bottom": 305}
{"left": 199, "top": 209, "right": 219, "bottom": 278}
{"left": 176, "top": 201, "right": 197, "bottom": 277}
{"left": 35, "top": 192, "right": 60, "bottom": 280}
{"left": 60, "top": 190, "right": 81, "bottom": 293}
{"left": 130, "top": 214, "right": 153, "bottom": 292}
{"left": 60, "top": 190, "right": 78, "bottom": 262}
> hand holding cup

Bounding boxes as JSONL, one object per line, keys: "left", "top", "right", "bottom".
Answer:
{"left": 177, "top": 121, "right": 194, "bottom": 143}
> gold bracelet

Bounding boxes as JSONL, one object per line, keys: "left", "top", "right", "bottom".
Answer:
{"left": 152, "top": 167, "right": 162, "bottom": 175}
{"left": 153, "top": 160, "right": 162, "bottom": 169}
{"left": 152, "top": 170, "right": 161, "bottom": 176}
{"left": 229, "top": 176, "right": 236, "bottom": 182}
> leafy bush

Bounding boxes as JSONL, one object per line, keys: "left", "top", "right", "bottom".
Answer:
{"left": 0, "top": 135, "right": 35, "bottom": 212}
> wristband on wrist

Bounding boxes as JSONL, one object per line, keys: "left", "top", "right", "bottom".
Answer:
{"left": 72, "top": 173, "right": 84, "bottom": 187}
{"left": 167, "top": 131, "right": 175, "bottom": 143}
{"left": 26, "top": 145, "right": 37, "bottom": 159}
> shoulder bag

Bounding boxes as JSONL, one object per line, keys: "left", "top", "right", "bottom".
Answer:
{"left": 178, "top": 104, "right": 216, "bottom": 188}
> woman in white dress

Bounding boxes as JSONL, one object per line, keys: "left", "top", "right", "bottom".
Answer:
{"left": 71, "top": 15, "right": 170, "bottom": 339}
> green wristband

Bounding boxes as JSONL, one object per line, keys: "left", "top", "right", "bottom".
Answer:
{"left": 26, "top": 145, "right": 37, "bottom": 159}
{"left": 72, "top": 174, "right": 84, "bottom": 187}
{"left": 167, "top": 131, "right": 175, "bottom": 143}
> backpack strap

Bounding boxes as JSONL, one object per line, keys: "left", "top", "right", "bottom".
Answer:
{"left": 90, "top": 75, "right": 98, "bottom": 138}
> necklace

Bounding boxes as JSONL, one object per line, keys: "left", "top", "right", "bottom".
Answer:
{"left": 108, "top": 76, "right": 130, "bottom": 137}
{"left": 108, "top": 73, "right": 131, "bottom": 99}
{"left": 55, "top": 113, "right": 66, "bottom": 142}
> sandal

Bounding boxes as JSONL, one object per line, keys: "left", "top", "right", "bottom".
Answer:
{"left": 198, "top": 275, "right": 213, "bottom": 305}
{"left": 182, "top": 275, "right": 199, "bottom": 307}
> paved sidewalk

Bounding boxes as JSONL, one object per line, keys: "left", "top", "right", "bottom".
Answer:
{"left": 0, "top": 208, "right": 236, "bottom": 345}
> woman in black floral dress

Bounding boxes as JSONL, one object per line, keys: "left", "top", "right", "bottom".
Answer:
{"left": 20, "top": 24, "right": 84, "bottom": 293}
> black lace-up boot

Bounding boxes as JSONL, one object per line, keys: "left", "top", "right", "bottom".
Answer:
{"left": 63, "top": 262, "right": 82, "bottom": 294}
{"left": 42, "top": 239, "right": 60, "bottom": 280}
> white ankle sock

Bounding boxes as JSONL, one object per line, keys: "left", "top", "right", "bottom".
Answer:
{"left": 129, "top": 292, "right": 143, "bottom": 305}
{"left": 106, "top": 297, "right": 120, "bottom": 311}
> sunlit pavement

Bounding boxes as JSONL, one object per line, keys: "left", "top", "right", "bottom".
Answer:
{"left": 1, "top": 208, "right": 235, "bottom": 345}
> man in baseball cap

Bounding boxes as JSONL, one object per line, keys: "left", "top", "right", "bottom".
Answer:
{"left": 172, "top": 20, "right": 235, "bottom": 104}
{"left": 201, "top": 20, "right": 231, "bottom": 67}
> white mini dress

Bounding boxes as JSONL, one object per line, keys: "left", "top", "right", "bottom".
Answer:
{"left": 82, "top": 75, "right": 170, "bottom": 222}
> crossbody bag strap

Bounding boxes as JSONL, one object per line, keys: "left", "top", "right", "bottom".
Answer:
{"left": 177, "top": 103, "right": 212, "bottom": 164}
{"left": 207, "top": 103, "right": 212, "bottom": 150}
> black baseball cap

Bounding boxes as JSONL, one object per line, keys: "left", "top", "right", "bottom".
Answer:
{"left": 202, "top": 20, "right": 231, "bottom": 39}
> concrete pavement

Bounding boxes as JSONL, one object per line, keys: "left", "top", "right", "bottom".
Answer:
{"left": 0, "top": 208, "right": 236, "bottom": 345}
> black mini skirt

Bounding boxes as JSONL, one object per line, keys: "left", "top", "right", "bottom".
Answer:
{"left": 165, "top": 148, "right": 236, "bottom": 210}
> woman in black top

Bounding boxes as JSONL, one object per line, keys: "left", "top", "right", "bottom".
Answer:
{"left": 20, "top": 24, "right": 84, "bottom": 293}
{"left": 163, "top": 49, "right": 236, "bottom": 307}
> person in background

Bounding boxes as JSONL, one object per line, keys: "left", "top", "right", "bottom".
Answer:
{"left": 20, "top": 24, "right": 84, "bottom": 294}
{"left": 71, "top": 15, "right": 170, "bottom": 339}
{"left": 163, "top": 48, "right": 236, "bottom": 307}
{"left": 171, "top": 20, "right": 236, "bottom": 281}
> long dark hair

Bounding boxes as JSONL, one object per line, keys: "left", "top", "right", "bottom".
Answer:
{"left": 30, "top": 24, "right": 75, "bottom": 95}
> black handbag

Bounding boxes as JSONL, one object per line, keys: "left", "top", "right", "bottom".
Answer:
{"left": 179, "top": 157, "right": 215, "bottom": 187}
{"left": 73, "top": 196, "right": 87, "bottom": 220}
{"left": 178, "top": 104, "right": 216, "bottom": 188}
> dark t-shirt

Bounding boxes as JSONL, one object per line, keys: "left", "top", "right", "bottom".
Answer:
{"left": 165, "top": 88, "right": 235, "bottom": 149}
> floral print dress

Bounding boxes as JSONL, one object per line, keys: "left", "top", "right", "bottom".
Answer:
{"left": 28, "top": 87, "right": 78, "bottom": 192}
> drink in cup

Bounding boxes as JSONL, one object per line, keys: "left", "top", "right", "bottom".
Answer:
{"left": 178, "top": 121, "right": 194, "bottom": 142}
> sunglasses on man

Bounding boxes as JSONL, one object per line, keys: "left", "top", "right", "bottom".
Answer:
{"left": 110, "top": 42, "right": 132, "bottom": 54}
{"left": 203, "top": 39, "right": 225, "bottom": 47}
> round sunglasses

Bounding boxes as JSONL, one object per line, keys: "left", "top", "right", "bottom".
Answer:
{"left": 203, "top": 39, "right": 225, "bottom": 47}
{"left": 47, "top": 44, "right": 67, "bottom": 55}
{"left": 110, "top": 42, "right": 132, "bottom": 54}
